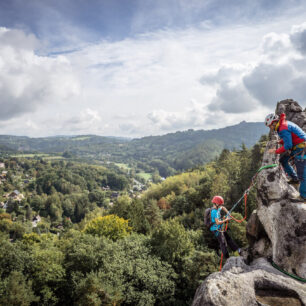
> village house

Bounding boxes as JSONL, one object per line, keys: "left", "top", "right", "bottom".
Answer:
{"left": 0, "top": 163, "right": 5, "bottom": 169}
{"left": 8, "top": 190, "right": 25, "bottom": 202}
{"left": 32, "top": 215, "right": 41, "bottom": 228}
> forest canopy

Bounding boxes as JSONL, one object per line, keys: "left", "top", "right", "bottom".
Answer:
{"left": 0, "top": 135, "right": 268, "bottom": 305}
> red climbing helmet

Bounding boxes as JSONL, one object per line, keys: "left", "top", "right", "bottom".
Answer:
{"left": 212, "top": 195, "right": 224, "bottom": 205}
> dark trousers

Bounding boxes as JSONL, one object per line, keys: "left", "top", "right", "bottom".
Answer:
{"left": 216, "top": 232, "right": 239, "bottom": 258}
{"left": 280, "top": 147, "right": 306, "bottom": 198}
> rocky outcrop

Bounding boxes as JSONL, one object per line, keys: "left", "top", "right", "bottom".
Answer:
{"left": 249, "top": 99, "right": 306, "bottom": 278}
{"left": 192, "top": 99, "right": 306, "bottom": 306}
{"left": 192, "top": 257, "right": 306, "bottom": 306}
{"left": 276, "top": 99, "right": 306, "bottom": 130}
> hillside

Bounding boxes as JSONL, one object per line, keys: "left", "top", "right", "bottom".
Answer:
{"left": 0, "top": 121, "right": 267, "bottom": 174}
{"left": 0, "top": 128, "right": 263, "bottom": 305}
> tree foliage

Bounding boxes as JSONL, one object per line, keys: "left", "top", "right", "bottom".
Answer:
{"left": 84, "top": 214, "right": 132, "bottom": 241}
{"left": 0, "top": 136, "right": 267, "bottom": 305}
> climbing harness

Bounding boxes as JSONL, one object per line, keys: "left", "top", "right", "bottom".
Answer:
{"left": 270, "top": 260, "right": 306, "bottom": 283}
{"left": 289, "top": 145, "right": 306, "bottom": 162}
{"left": 218, "top": 163, "right": 278, "bottom": 271}
{"left": 292, "top": 141, "right": 306, "bottom": 151}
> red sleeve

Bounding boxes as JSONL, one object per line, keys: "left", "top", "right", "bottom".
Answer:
{"left": 278, "top": 139, "right": 284, "bottom": 145}
{"left": 275, "top": 146, "right": 286, "bottom": 154}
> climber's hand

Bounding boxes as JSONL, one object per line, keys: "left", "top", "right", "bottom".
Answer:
{"left": 268, "top": 148, "right": 276, "bottom": 154}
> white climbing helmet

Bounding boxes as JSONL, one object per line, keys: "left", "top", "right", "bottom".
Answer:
{"left": 265, "top": 113, "right": 279, "bottom": 127}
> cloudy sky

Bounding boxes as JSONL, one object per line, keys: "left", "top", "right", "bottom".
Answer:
{"left": 1, "top": 0, "right": 306, "bottom": 137}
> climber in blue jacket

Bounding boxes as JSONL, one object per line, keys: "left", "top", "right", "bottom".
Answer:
{"left": 210, "top": 196, "right": 241, "bottom": 258}
{"left": 265, "top": 113, "right": 306, "bottom": 200}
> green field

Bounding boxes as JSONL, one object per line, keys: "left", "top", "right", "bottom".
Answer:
{"left": 115, "top": 163, "right": 131, "bottom": 170}
{"left": 11, "top": 153, "right": 49, "bottom": 158}
{"left": 71, "top": 136, "right": 92, "bottom": 141}
{"left": 43, "top": 156, "right": 64, "bottom": 160}
{"left": 137, "top": 172, "right": 152, "bottom": 181}
{"left": 11, "top": 153, "right": 63, "bottom": 160}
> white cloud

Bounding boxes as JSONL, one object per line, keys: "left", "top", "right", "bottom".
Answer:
{"left": 0, "top": 27, "right": 39, "bottom": 50}
{"left": 0, "top": 27, "right": 80, "bottom": 120}
{"left": 203, "top": 22, "right": 306, "bottom": 116}
{"left": 260, "top": 32, "right": 293, "bottom": 63}
{"left": 209, "top": 83, "right": 258, "bottom": 113}
{"left": 147, "top": 101, "right": 208, "bottom": 131}
{"left": 1, "top": 16, "right": 306, "bottom": 137}
{"left": 61, "top": 108, "right": 102, "bottom": 133}
{"left": 290, "top": 22, "right": 306, "bottom": 54}
{"left": 118, "top": 122, "right": 140, "bottom": 135}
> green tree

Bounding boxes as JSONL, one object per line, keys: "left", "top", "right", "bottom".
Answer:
{"left": 0, "top": 239, "right": 32, "bottom": 278}
{"left": 127, "top": 199, "right": 150, "bottom": 234}
{"left": 84, "top": 215, "right": 132, "bottom": 241}
{"left": 25, "top": 204, "right": 32, "bottom": 221}
{"left": 73, "top": 271, "right": 123, "bottom": 306}
{"left": 145, "top": 199, "right": 162, "bottom": 228}
{"left": 0, "top": 271, "right": 39, "bottom": 306}
{"left": 88, "top": 189, "right": 106, "bottom": 207}
{"left": 150, "top": 219, "right": 194, "bottom": 266}
{"left": 110, "top": 195, "right": 132, "bottom": 219}
{"left": 180, "top": 250, "right": 219, "bottom": 304}
{"left": 227, "top": 212, "right": 248, "bottom": 247}
{"left": 62, "top": 233, "right": 176, "bottom": 306}
{"left": 29, "top": 243, "right": 65, "bottom": 305}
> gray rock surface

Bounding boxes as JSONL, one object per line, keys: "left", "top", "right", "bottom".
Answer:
{"left": 253, "top": 99, "right": 306, "bottom": 278}
{"left": 276, "top": 99, "right": 306, "bottom": 131}
{"left": 192, "top": 257, "right": 306, "bottom": 306}
{"left": 192, "top": 99, "right": 306, "bottom": 306}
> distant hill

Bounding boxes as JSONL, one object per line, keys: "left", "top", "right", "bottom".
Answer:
{"left": 122, "top": 121, "right": 267, "bottom": 173}
{"left": 0, "top": 121, "right": 267, "bottom": 174}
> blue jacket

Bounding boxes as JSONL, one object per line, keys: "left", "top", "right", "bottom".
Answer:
{"left": 276, "top": 113, "right": 306, "bottom": 154}
{"left": 210, "top": 207, "right": 222, "bottom": 232}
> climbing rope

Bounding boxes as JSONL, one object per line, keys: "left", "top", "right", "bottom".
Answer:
{"left": 228, "top": 164, "right": 278, "bottom": 220}
{"left": 271, "top": 260, "right": 306, "bottom": 283}
{"left": 217, "top": 163, "right": 278, "bottom": 233}
{"left": 218, "top": 163, "right": 278, "bottom": 270}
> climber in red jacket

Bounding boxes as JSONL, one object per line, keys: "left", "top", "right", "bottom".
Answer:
{"left": 265, "top": 113, "right": 306, "bottom": 200}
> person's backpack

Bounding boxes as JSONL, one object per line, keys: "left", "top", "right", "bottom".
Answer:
{"left": 204, "top": 207, "right": 216, "bottom": 229}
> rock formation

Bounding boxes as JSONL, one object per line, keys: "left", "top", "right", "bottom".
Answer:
{"left": 192, "top": 99, "right": 306, "bottom": 306}
{"left": 192, "top": 257, "right": 306, "bottom": 306}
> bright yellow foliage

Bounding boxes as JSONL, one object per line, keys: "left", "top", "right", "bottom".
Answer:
{"left": 84, "top": 214, "right": 132, "bottom": 241}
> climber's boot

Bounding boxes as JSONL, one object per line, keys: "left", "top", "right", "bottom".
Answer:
{"left": 297, "top": 196, "right": 306, "bottom": 203}
{"left": 287, "top": 178, "right": 300, "bottom": 185}
{"left": 290, "top": 195, "right": 306, "bottom": 203}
